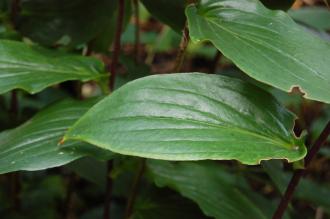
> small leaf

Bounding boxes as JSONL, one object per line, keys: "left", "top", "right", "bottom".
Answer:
{"left": 186, "top": 0, "right": 330, "bottom": 104}
{"left": 0, "top": 98, "right": 112, "bottom": 174}
{"left": 65, "top": 73, "right": 306, "bottom": 165}
{"left": 0, "top": 40, "right": 106, "bottom": 94}
{"left": 147, "top": 160, "right": 269, "bottom": 219}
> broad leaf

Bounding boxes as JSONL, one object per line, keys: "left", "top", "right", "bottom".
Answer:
{"left": 186, "top": 0, "right": 330, "bottom": 104}
{"left": 140, "top": 0, "right": 186, "bottom": 32}
{"left": 0, "top": 98, "right": 112, "bottom": 174}
{"left": 65, "top": 73, "right": 306, "bottom": 165}
{"left": 147, "top": 160, "right": 269, "bottom": 219}
{"left": 0, "top": 40, "right": 106, "bottom": 94}
{"left": 132, "top": 188, "right": 210, "bottom": 219}
{"left": 17, "top": 0, "right": 117, "bottom": 47}
{"left": 289, "top": 7, "right": 330, "bottom": 31}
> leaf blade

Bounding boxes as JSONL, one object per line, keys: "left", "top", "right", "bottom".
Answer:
{"left": 0, "top": 40, "right": 106, "bottom": 94}
{"left": 186, "top": 0, "right": 330, "bottom": 103}
{"left": 147, "top": 161, "right": 269, "bottom": 219}
{"left": 0, "top": 98, "right": 111, "bottom": 174}
{"left": 65, "top": 73, "right": 306, "bottom": 165}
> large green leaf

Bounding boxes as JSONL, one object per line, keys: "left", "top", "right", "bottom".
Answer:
{"left": 140, "top": 0, "right": 186, "bottom": 32}
{"left": 0, "top": 40, "right": 106, "bottom": 94}
{"left": 17, "top": 0, "right": 117, "bottom": 47}
{"left": 65, "top": 73, "right": 306, "bottom": 165}
{"left": 0, "top": 98, "right": 112, "bottom": 174}
{"left": 186, "top": 0, "right": 330, "bottom": 104}
{"left": 132, "top": 188, "right": 210, "bottom": 219}
{"left": 289, "top": 7, "right": 330, "bottom": 31}
{"left": 147, "top": 160, "right": 269, "bottom": 219}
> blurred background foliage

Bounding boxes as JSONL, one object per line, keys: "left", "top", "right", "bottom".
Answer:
{"left": 0, "top": 0, "right": 329, "bottom": 218}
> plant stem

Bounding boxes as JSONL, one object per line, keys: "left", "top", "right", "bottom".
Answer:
{"left": 10, "top": 0, "right": 20, "bottom": 28}
{"left": 124, "top": 159, "right": 146, "bottom": 219}
{"left": 173, "top": 24, "right": 189, "bottom": 72}
{"left": 133, "top": 0, "right": 140, "bottom": 64}
{"left": 63, "top": 173, "right": 77, "bottom": 219}
{"left": 103, "top": 160, "right": 114, "bottom": 219}
{"left": 272, "top": 121, "right": 330, "bottom": 219}
{"left": 104, "top": 1, "right": 125, "bottom": 217}
{"left": 109, "top": 0, "right": 125, "bottom": 91}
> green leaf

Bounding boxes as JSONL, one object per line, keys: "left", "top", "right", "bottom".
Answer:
{"left": 140, "top": 0, "right": 186, "bottom": 32}
{"left": 147, "top": 160, "right": 269, "bottom": 219}
{"left": 66, "top": 157, "right": 107, "bottom": 187}
{"left": 115, "top": 55, "right": 150, "bottom": 89}
{"left": 0, "top": 40, "right": 106, "bottom": 94}
{"left": 91, "top": 0, "right": 132, "bottom": 52}
{"left": 133, "top": 188, "right": 210, "bottom": 219}
{"left": 263, "top": 160, "right": 330, "bottom": 215}
{"left": 186, "top": 0, "right": 330, "bottom": 104}
{"left": 65, "top": 73, "right": 306, "bottom": 165}
{"left": 289, "top": 7, "right": 330, "bottom": 31}
{"left": 17, "top": 0, "right": 117, "bottom": 47}
{"left": 0, "top": 98, "right": 112, "bottom": 174}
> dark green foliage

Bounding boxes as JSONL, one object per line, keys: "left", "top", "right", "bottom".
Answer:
{"left": 0, "top": 0, "right": 329, "bottom": 218}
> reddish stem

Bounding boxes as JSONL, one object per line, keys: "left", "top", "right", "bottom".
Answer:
{"left": 133, "top": 0, "right": 140, "bottom": 64}
{"left": 272, "top": 121, "right": 330, "bottom": 219}
{"left": 109, "top": 0, "right": 125, "bottom": 91}
{"left": 173, "top": 24, "right": 189, "bottom": 72}
{"left": 124, "top": 159, "right": 146, "bottom": 219}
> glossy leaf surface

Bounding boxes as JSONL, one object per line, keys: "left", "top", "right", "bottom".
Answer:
{"left": 65, "top": 73, "right": 306, "bottom": 165}
{"left": 0, "top": 98, "right": 111, "bottom": 174}
{"left": 0, "top": 40, "right": 106, "bottom": 94}
{"left": 186, "top": 0, "right": 330, "bottom": 104}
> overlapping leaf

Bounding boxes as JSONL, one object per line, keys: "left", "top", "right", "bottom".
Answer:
{"left": 0, "top": 40, "right": 106, "bottom": 94}
{"left": 147, "top": 160, "right": 270, "bottom": 219}
{"left": 186, "top": 0, "right": 330, "bottom": 104}
{"left": 17, "top": 0, "right": 117, "bottom": 46}
{"left": 0, "top": 98, "right": 112, "bottom": 174}
{"left": 140, "top": 0, "right": 186, "bottom": 32}
{"left": 65, "top": 73, "right": 306, "bottom": 164}
{"left": 289, "top": 7, "right": 330, "bottom": 31}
